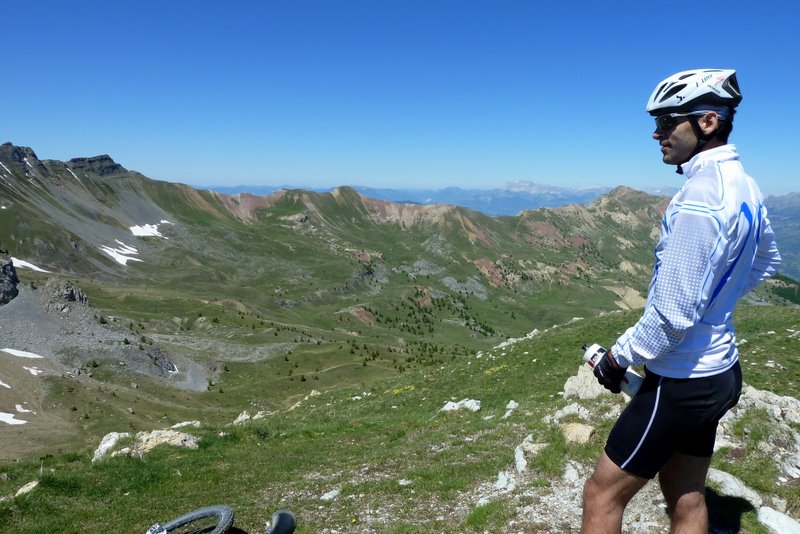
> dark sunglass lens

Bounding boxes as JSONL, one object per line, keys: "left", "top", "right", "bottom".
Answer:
{"left": 656, "top": 115, "right": 677, "bottom": 130}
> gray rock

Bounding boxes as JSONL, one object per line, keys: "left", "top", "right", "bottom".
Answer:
{"left": 758, "top": 506, "right": 800, "bottom": 533}
{"left": 494, "top": 470, "right": 515, "bottom": 492}
{"left": 92, "top": 432, "right": 132, "bottom": 463}
{"left": 561, "top": 422, "right": 594, "bottom": 444}
{"left": 738, "top": 385, "right": 800, "bottom": 425}
{"left": 0, "top": 259, "right": 19, "bottom": 304}
{"left": 707, "top": 468, "right": 763, "bottom": 508}
{"left": 547, "top": 402, "right": 592, "bottom": 423}
{"left": 130, "top": 429, "right": 199, "bottom": 458}
{"left": 14, "top": 481, "right": 38, "bottom": 498}
{"left": 514, "top": 435, "right": 547, "bottom": 474}
{"left": 320, "top": 488, "right": 340, "bottom": 501}
{"left": 563, "top": 365, "right": 608, "bottom": 400}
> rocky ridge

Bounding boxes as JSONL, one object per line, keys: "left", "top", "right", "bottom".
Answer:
{"left": 0, "top": 271, "right": 188, "bottom": 384}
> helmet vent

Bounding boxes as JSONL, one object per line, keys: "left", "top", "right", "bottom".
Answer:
{"left": 646, "top": 69, "right": 741, "bottom": 114}
{"left": 659, "top": 84, "right": 686, "bottom": 103}
{"left": 723, "top": 77, "right": 741, "bottom": 98}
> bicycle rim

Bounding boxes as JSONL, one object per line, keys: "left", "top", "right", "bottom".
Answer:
{"left": 161, "top": 505, "right": 234, "bottom": 534}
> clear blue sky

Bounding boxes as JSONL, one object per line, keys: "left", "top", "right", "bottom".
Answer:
{"left": 3, "top": 1, "right": 798, "bottom": 195}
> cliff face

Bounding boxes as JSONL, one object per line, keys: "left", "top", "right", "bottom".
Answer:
{"left": 0, "top": 258, "right": 19, "bottom": 304}
{"left": 65, "top": 155, "right": 127, "bottom": 177}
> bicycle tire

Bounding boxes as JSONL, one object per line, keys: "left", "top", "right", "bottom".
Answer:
{"left": 268, "top": 510, "right": 296, "bottom": 534}
{"left": 160, "top": 504, "right": 234, "bottom": 534}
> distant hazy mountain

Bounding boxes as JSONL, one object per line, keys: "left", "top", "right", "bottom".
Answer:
{"left": 765, "top": 193, "right": 800, "bottom": 281}
{"left": 203, "top": 181, "right": 680, "bottom": 216}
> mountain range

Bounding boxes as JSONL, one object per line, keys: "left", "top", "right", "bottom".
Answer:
{"left": 0, "top": 141, "right": 798, "bottom": 442}
{"left": 2, "top": 142, "right": 800, "bottom": 531}
{"left": 207, "top": 181, "right": 673, "bottom": 217}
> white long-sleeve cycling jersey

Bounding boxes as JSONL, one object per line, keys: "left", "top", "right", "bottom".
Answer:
{"left": 612, "top": 144, "right": 781, "bottom": 378}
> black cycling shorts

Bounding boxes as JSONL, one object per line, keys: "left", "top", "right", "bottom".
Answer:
{"left": 604, "top": 360, "right": 742, "bottom": 480}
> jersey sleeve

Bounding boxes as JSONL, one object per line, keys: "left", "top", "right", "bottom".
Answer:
{"left": 612, "top": 208, "right": 721, "bottom": 367}
{"left": 744, "top": 213, "right": 781, "bottom": 294}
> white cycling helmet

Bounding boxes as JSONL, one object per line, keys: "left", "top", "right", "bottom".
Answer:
{"left": 646, "top": 69, "right": 742, "bottom": 115}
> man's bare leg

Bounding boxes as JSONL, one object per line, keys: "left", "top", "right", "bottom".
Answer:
{"left": 581, "top": 451, "right": 649, "bottom": 533}
{"left": 657, "top": 452, "right": 711, "bottom": 534}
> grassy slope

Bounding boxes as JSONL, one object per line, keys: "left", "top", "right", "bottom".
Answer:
{"left": 2, "top": 304, "right": 799, "bottom": 533}
{"left": 4, "top": 165, "right": 799, "bottom": 530}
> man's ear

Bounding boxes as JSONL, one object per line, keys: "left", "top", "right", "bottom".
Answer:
{"left": 698, "top": 112, "right": 720, "bottom": 136}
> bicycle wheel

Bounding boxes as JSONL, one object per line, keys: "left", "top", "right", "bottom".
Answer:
{"left": 268, "top": 510, "right": 296, "bottom": 534}
{"left": 160, "top": 505, "right": 234, "bottom": 534}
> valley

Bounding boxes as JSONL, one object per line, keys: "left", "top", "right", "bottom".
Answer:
{"left": 1, "top": 143, "right": 800, "bottom": 532}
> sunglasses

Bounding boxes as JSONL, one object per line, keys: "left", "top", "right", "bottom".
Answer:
{"left": 654, "top": 111, "right": 713, "bottom": 131}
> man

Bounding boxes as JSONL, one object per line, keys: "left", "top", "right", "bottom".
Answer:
{"left": 581, "top": 69, "right": 781, "bottom": 533}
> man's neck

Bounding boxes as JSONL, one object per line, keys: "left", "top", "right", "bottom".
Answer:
{"left": 698, "top": 138, "right": 726, "bottom": 153}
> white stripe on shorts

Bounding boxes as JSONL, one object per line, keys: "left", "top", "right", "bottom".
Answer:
{"left": 620, "top": 376, "right": 664, "bottom": 471}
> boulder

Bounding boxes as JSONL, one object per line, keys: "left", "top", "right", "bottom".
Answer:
{"left": 757, "top": 506, "right": 800, "bottom": 533}
{"left": 171, "top": 420, "right": 201, "bottom": 429}
{"left": 514, "top": 434, "right": 548, "bottom": 474}
{"left": 233, "top": 411, "right": 251, "bottom": 425}
{"left": 441, "top": 399, "right": 481, "bottom": 412}
{"left": 738, "top": 385, "right": 800, "bottom": 425}
{"left": 494, "top": 470, "right": 515, "bottom": 492}
{"left": 560, "top": 422, "right": 594, "bottom": 444}
{"left": 707, "top": 468, "right": 763, "bottom": 508}
{"left": 93, "top": 428, "right": 199, "bottom": 462}
{"left": 546, "top": 402, "right": 592, "bottom": 424}
{"left": 130, "top": 429, "right": 199, "bottom": 457}
{"left": 92, "top": 432, "right": 131, "bottom": 463}
{"left": 563, "top": 365, "right": 607, "bottom": 400}
{"left": 15, "top": 481, "right": 38, "bottom": 498}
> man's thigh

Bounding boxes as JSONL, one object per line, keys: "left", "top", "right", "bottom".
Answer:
{"left": 658, "top": 452, "right": 711, "bottom": 508}
{"left": 587, "top": 450, "right": 649, "bottom": 502}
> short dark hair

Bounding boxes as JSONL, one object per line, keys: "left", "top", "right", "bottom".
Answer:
{"left": 715, "top": 108, "right": 735, "bottom": 143}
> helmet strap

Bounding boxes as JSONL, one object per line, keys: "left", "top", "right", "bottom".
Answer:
{"left": 675, "top": 117, "right": 714, "bottom": 175}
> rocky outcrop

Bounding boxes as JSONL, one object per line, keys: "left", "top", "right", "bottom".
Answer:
{"left": 0, "top": 143, "right": 48, "bottom": 175}
{"left": 41, "top": 278, "right": 89, "bottom": 312}
{"left": 66, "top": 155, "right": 127, "bottom": 177}
{"left": 0, "top": 258, "right": 19, "bottom": 304}
{"left": 92, "top": 426, "right": 199, "bottom": 462}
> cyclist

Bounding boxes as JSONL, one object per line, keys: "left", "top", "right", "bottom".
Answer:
{"left": 583, "top": 69, "right": 781, "bottom": 533}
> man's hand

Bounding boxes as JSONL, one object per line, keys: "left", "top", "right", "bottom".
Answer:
{"left": 593, "top": 351, "right": 627, "bottom": 394}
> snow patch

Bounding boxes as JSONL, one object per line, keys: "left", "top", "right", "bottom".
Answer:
{"left": 16, "top": 404, "right": 35, "bottom": 413}
{"left": 1, "top": 348, "right": 44, "bottom": 359}
{"left": 10, "top": 257, "right": 50, "bottom": 273}
{"left": 0, "top": 160, "right": 12, "bottom": 175}
{"left": 0, "top": 412, "right": 27, "bottom": 425}
{"left": 131, "top": 223, "right": 169, "bottom": 239}
{"left": 0, "top": 379, "right": 10, "bottom": 389}
{"left": 66, "top": 167, "right": 81, "bottom": 182}
{"left": 100, "top": 240, "right": 143, "bottom": 266}
{"left": 23, "top": 366, "right": 43, "bottom": 376}
{"left": 130, "top": 224, "right": 161, "bottom": 237}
